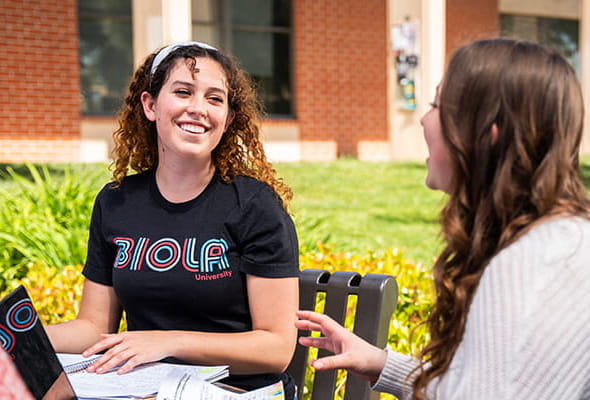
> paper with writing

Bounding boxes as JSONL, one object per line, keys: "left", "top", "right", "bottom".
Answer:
{"left": 58, "top": 353, "right": 228, "bottom": 399}
{"left": 156, "top": 370, "right": 285, "bottom": 400}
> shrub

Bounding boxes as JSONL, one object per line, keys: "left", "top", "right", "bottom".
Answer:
{"left": 2, "top": 263, "right": 131, "bottom": 332}
{"left": 3, "top": 263, "right": 84, "bottom": 325}
{"left": 300, "top": 243, "right": 434, "bottom": 354}
{"left": 298, "top": 243, "right": 435, "bottom": 400}
{"left": 0, "top": 164, "right": 104, "bottom": 290}
{"left": 0, "top": 163, "right": 437, "bottom": 400}
{"left": 1, "top": 245, "right": 434, "bottom": 400}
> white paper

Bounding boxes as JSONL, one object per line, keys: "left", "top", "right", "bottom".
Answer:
{"left": 156, "top": 370, "right": 285, "bottom": 400}
{"left": 58, "top": 353, "right": 229, "bottom": 399}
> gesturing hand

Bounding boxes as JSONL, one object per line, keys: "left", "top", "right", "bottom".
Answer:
{"left": 295, "top": 310, "right": 387, "bottom": 383}
{"left": 82, "top": 331, "right": 175, "bottom": 375}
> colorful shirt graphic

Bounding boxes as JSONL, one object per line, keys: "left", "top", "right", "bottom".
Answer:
{"left": 82, "top": 171, "right": 299, "bottom": 397}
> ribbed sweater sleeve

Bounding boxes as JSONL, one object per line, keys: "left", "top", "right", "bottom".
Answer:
{"left": 372, "top": 217, "right": 590, "bottom": 399}
{"left": 372, "top": 349, "right": 419, "bottom": 399}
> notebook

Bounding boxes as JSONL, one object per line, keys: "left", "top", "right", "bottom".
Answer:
{"left": 0, "top": 285, "right": 77, "bottom": 400}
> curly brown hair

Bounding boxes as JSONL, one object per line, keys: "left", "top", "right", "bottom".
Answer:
{"left": 411, "top": 39, "right": 590, "bottom": 399}
{"left": 110, "top": 43, "right": 292, "bottom": 209}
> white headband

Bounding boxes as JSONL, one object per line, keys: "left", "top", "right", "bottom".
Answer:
{"left": 150, "top": 41, "right": 218, "bottom": 76}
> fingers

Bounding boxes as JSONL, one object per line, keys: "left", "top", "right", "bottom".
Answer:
{"left": 310, "top": 353, "right": 352, "bottom": 371}
{"left": 82, "top": 332, "right": 169, "bottom": 375}
{"left": 82, "top": 333, "right": 118, "bottom": 357}
{"left": 86, "top": 347, "right": 126, "bottom": 374}
{"left": 86, "top": 348, "right": 139, "bottom": 375}
{"left": 296, "top": 310, "right": 335, "bottom": 324}
{"left": 294, "top": 319, "right": 323, "bottom": 332}
{"left": 297, "top": 335, "right": 345, "bottom": 371}
{"left": 295, "top": 310, "right": 343, "bottom": 332}
{"left": 298, "top": 335, "right": 329, "bottom": 349}
{"left": 295, "top": 311, "right": 387, "bottom": 382}
{"left": 113, "top": 354, "right": 142, "bottom": 375}
{"left": 84, "top": 333, "right": 137, "bottom": 374}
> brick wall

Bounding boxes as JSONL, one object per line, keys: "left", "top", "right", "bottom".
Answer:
{"left": 0, "top": 1, "right": 500, "bottom": 163}
{"left": 0, "top": 138, "right": 80, "bottom": 162}
{"left": 446, "top": 0, "right": 499, "bottom": 57}
{"left": 0, "top": 0, "right": 80, "bottom": 161}
{"left": 293, "top": 0, "right": 389, "bottom": 158}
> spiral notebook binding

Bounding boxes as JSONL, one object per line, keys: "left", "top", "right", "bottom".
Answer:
{"left": 63, "top": 356, "right": 101, "bottom": 374}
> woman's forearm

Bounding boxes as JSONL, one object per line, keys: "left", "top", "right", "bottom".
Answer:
{"left": 165, "top": 328, "right": 297, "bottom": 374}
{"left": 46, "top": 319, "right": 107, "bottom": 354}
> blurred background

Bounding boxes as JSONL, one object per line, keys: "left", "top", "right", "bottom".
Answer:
{"left": 0, "top": 0, "right": 588, "bottom": 164}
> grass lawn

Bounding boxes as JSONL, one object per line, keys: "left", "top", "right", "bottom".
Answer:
{"left": 280, "top": 156, "right": 590, "bottom": 266}
{"left": 4, "top": 157, "right": 590, "bottom": 269}
{"left": 276, "top": 159, "right": 445, "bottom": 266}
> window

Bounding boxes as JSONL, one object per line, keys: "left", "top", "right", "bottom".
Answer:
{"left": 78, "top": 0, "right": 133, "bottom": 115}
{"left": 500, "top": 14, "right": 579, "bottom": 75}
{"left": 192, "top": 0, "right": 293, "bottom": 117}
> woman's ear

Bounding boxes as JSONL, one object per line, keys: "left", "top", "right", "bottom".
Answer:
{"left": 141, "top": 91, "right": 157, "bottom": 122}
{"left": 491, "top": 123, "right": 499, "bottom": 145}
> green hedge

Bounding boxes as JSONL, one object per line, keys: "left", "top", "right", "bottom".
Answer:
{"left": 0, "top": 164, "right": 434, "bottom": 400}
{"left": 4, "top": 247, "right": 433, "bottom": 400}
{"left": 3, "top": 245, "right": 434, "bottom": 357}
{"left": 0, "top": 164, "right": 103, "bottom": 289}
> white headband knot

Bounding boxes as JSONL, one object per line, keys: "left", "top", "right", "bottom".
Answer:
{"left": 150, "top": 41, "right": 218, "bottom": 76}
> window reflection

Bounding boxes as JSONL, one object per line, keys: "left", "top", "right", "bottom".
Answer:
{"left": 78, "top": 0, "right": 133, "bottom": 116}
{"left": 500, "top": 14, "right": 579, "bottom": 75}
{"left": 192, "top": 0, "right": 293, "bottom": 117}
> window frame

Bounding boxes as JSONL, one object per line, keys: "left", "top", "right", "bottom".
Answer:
{"left": 499, "top": 13, "right": 580, "bottom": 75}
{"left": 78, "top": 1, "right": 133, "bottom": 116}
{"left": 192, "top": 0, "right": 295, "bottom": 118}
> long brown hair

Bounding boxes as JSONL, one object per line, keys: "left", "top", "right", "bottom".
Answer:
{"left": 411, "top": 38, "right": 590, "bottom": 398}
{"left": 110, "top": 44, "right": 292, "bottom": 209}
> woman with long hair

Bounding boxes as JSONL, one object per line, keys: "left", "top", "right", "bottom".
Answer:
{"left": 46, "top": 42, "right": 299, "bottom": 399}
{"left": 296, "top": 38, "right": 590, "bottom": 399}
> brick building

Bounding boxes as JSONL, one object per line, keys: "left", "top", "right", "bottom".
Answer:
{"left": 0, "top": 0, "right": 588, "bottom": 163}
{"left": 0, "top": 1, "right": 81, "bottom": 162}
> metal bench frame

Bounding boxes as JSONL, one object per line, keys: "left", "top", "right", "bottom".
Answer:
{"left": 288, "top": 269, "right": 398, "bottom": 400}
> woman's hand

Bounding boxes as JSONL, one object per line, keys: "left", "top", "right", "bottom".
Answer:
{"left": 83, "top": 331, "right": 174, "bottom": 375}
{"left": 295, "top": 310, "right": 387, "bottom": 383}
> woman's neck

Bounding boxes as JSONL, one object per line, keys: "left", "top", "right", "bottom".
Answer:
{"left": 155, "top": 160, "right": 215, "bottom": 203}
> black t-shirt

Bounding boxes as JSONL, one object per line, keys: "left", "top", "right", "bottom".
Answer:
{"left": 83, "top": 170, "right": 299, "bottom": 398}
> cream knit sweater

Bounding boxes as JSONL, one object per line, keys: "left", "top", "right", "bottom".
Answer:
{"left": 373, "top": 216, "right": 590, "bottom": 399}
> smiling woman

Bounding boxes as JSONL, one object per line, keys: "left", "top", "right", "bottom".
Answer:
{"left": 44, "top": 42, "right": 300, "bottom": 400}
{"left": 140, "top": 56, "right": 233, "bottom": 190}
